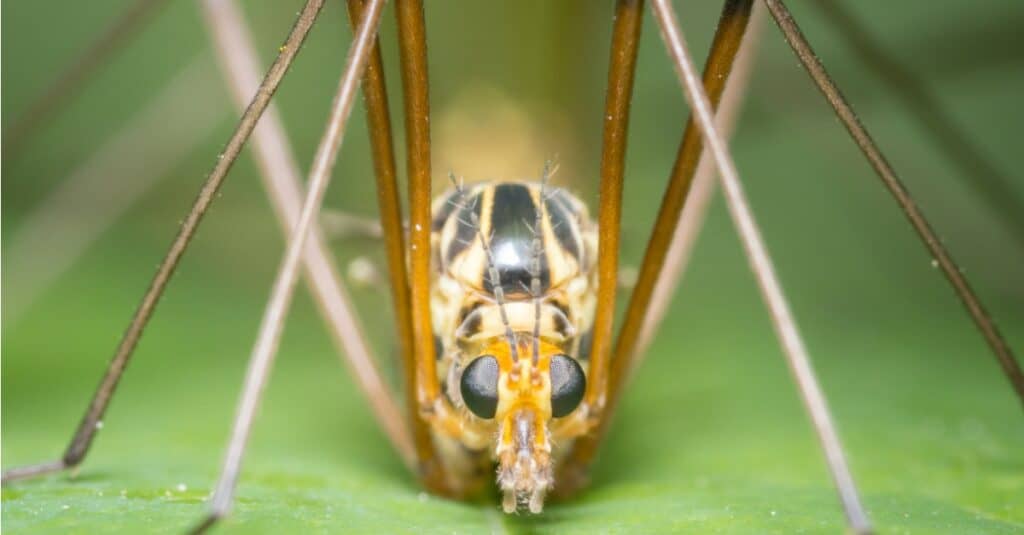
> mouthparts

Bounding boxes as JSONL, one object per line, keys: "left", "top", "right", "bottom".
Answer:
{"left": 496, "top": 408, "right": 553, "bottom": 513}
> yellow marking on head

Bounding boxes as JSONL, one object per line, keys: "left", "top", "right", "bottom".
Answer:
{"left": 481, "top": 338, "right": 565, "bottom": 421}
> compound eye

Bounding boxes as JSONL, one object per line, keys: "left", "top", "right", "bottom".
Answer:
{"left": 550, "top": 354, "right": 586, "bottom": 417}
{"left": 460, "top": 355, "right": 500, "bottom": 419}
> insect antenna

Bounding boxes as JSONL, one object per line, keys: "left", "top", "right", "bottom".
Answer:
{"left": 448, "top": 173, "right": 520, "bottom": 363}
{"left": 528, "top": 159, "right": 561, "bottom": 364}
{"left": 525, "top": 161, "right": 556, "bottom": 364}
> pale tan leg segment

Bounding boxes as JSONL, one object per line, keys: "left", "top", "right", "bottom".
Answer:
{"left": 189, "top": 1, "right": 388, "bottom": 531}
{"left": 652, "top": 0, "right": 872, "bottom": 531}
{"left": 634, "top": 2, "right": 765, "bottom": 379}
{"left": 199, "top": 0, "right": 414, "bottom": 469}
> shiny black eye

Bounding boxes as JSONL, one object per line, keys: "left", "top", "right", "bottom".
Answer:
{"left": 550, "top": 355, "right": 585, "bottom": 417}
{"left": 460, "top": 355, "right": 499, "bottom": 419}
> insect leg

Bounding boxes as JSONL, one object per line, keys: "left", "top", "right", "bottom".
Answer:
{"left": 552, "top": 0, "right": 644, "bottom": 496}
{"left": 763, "top": 0, "right": 1024, "bottom": 409}
{"left": 651, "top": 0, "right": 872, "bottom": 531}
{"left": 394, "top": 0, "right": 450, "bottom": 494}
{"left": 1, "top": 0, "right": 327, "bottom": 486}
{"left": 635, "top": 3, "right": 764, "bottom": 366}
{"left": 615, "top": 0, "right": 755, "bottom": 439}
{"left": 189, "top": 1, "right": 388, "bottom": 531}
{"left": 200, "top": 0, "right": 414, "bottom": 468}
{"left": 812, "top": 0, "right": 1024, "bottom": 249}
{"left": 579, "top": 0, "right": 645, "bottom": 452}
{"left": 344, "top": 0, "right": 436, "bottom": 486}
{"left": 559, "top": 0, "right": 757, "bottom": 495}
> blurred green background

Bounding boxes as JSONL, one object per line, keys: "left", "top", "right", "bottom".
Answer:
{"left": 3, "top": 1, "right": 1023, "bottom": 533}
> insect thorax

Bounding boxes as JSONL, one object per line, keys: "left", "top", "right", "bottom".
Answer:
{"left": 430, "top": 180, "right": 597, "bottom": 416}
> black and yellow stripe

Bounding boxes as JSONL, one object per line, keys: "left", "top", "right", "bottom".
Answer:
{"left": 435, "top": 181, "right": 586, "bottom": 297}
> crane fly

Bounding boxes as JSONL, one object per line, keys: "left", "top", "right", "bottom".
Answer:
{"left": 2, "top": 0, "right": 1022, "bottom": 533}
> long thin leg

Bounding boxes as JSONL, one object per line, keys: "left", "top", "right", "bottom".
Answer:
{"left": 344, "top": 0, "right": 426, "bottom": 481}
{"left": 762, "top": 0, "right": 1024, "bottom": 409}
{"left": 559, "top": 0, "right": 754, "bottom": 492}
{"left": 394, "top": 0, "right": 449, "bottom": 493}
{"left": 614, "top": 0, "right": 752, "bottom": 432}
{"left": 200, "top": 0, "right": 414, "bottom": 468}
{"left": 813, "top": 0, "right": 1024, "bottom": 249}
{"left": 651, "top": 0, "right": 872, "bottom": 532}
{"left": 3, "top": 56, "right": 224, "bottom": 325}
{"left": 634, "top": 0, "right": 765, "bottom": 379}
{"left": 581, "top": 0, "right": 645, "bottom": 433}
{"left": 556, "top": 0, "right": 643, "bottom": 495}
{"left": 189, "top": 1, "right": 387, "bottom": 531}
{"left": 1, "top": 0, "right": 327, "bottom": 485}
{"left": 2, "top": 0, "right": 173, "bottom": 157}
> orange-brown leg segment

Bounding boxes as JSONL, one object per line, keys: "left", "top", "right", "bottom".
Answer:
{"left": 344, "top": 0, "right": 426, "bottom": 476}
{"left": 557, "top": 0, "right": 755, "bottom": 495}
{"left": 555, "top": 0, "right": 645, "bottom": 494}
{"left": 394, "top": 0, "right": 450, "bottom": 494}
